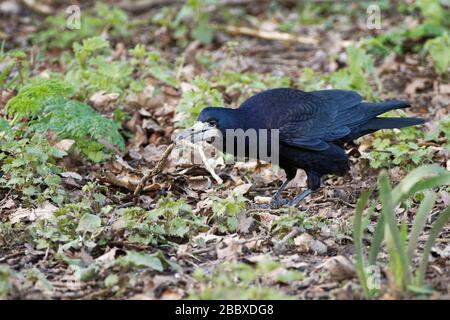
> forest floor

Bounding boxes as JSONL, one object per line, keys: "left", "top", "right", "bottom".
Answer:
{"left": 0, "top": 1, "right": 449, "bottom": 300}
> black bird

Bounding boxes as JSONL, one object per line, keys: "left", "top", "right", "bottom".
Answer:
{"left": 188, "top": 88, "right": 424, "bottom": 207}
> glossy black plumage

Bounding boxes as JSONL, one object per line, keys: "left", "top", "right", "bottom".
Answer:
{"left": 197, "top": 88, "right": 425, "bottom": 206}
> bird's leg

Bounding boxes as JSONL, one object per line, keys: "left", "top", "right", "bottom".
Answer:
{"left": 288, "top": 189, "right": 313, "bottom": 207}
{"left": 271, "top": 179, "right": 290, "bottom": 208}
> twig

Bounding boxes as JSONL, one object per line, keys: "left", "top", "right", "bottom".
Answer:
{"left": 178, "top": 140, "right": 223, "bottom": 184}
{"left": 19, "top": 0, "right": 54, "bottom": 15}
{"left": 0, "top": 250, "right": 25, "bottom": 262}
{"left": 118, "top": 0, "right": 260, "bottom": 12}
{"left": 222, "top": 25, "right": 318, "bottom": 45}
{"left": 273, "top": 227, "right": 300, "bottom": 254}
{"left": 133, "top": 143, "right": 175, "bottom": 203}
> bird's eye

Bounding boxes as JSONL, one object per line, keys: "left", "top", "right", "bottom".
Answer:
{"left": 207, "top": 119, "right": 218, "bottom": 126}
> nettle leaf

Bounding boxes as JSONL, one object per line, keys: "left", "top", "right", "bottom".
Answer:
{"left": 76, "top": 213, "right": 102, "bottom": 233}
{"left": 118, "top": 250, "right": 164, "bottom": 271}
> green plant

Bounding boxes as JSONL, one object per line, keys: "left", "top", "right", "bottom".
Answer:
{"left": 189, "top": 259, "right": 301, "bottom": 299}
{"left": 0, "top": 133, "right": 67, "bottom": 204}
{"left": 353, "top": 165, "right": 450, "bottom": 298}
{"left": 213, "top": 71, "right": 291, "bottom": 104}
{"left": 416, "top": 0, "right": 449, "bottom": 26}
{"left": 129, "top": 44, "right": 179, "bottom": 89}
{"left": 0, "top": 47, "right": 30, "bottom": 89}
{"left": 297, "top": 46, "right": 381, "bottom": 100}
{"left": 0, "top": 265, "right": 15, "bottom": 298}
{"left": 27, "top": 182, "right": 109, "bottom": 252}
{"left": 327, "top": 45, "right": 382, "bottom": 100}
{"left": 120, "top": 194, "right": 206, "bottom": 245}
{"left": 271, "top": 207, "right": 326, "bottom": 237}
{"left": 29, "top": 97, "right": 125, "bottom": 162}
{"left": 5, "top": 79, "right": 74, "bottom": 120}
{"left": 298, "top": 67, "right": 327, "bottom": 91}
{"left": 362, "top": 115, "right": 448, "bottom": 169}
{"left": 5, "top": 78, "right": 125, "bottom": 162}
{"left": 424, "top": 31, "right": 450, "bottom": 77}
{"left": 176, "top": 75, "right": 224, "bottom": 128}
{"left": 31, "top": 3, "right": 129, "bottom": 50}
{"left": 151, "top": 0, "right": 218, "bottom": 46}
{"left": 66, "top": 36, "right": 134, "bottom": 99}
{"left": 209, "top": 193, "right": 247, "bottom": 233}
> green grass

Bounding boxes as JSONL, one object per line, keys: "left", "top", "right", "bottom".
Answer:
{"left": 353, "top": 164, "right": 450, "bottom": 298}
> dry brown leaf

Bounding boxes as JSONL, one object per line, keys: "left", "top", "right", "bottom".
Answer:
{"left": 237, "top": 212, "right": 254, "bottom": 234}
{"left": 294, "top": 233, "right": 327, "bottom": 255}
{"left": 89, "top": 91, "right": 120, "bottom": 110}
{"left": 54, "top": 139, "right": 75, "bottom": 152}
{"left": 405, "top": 78, "right": 428, "bottom": 96}
{"left": 10, "top": 201, "right": 57, "bottom": 223}
{"left": 233, "top": 183, "right": 252, "bottom": 195}
{"left": 254, "top": 196, "right": 272, "bottom": 204}
{"left": 217, "top": 237, "right": 242, "bottom": 260}
{"left": 319, "top": 256, "right": 356, "bottom": 281}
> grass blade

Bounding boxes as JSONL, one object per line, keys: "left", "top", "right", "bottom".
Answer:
{"left": 393, "top": 165, "right": 450, "bottom": 204}
{"left": 379, "top": 172, "right": 412, "bottom": 288}
{"left": 415, "top": 206, "right": 450, "bottom": 287}
{"left": 368, "top": 205, "right": 384, "bottom": 266}
{"left": 407, "top": 191, "right": 437, "bottom": 260}
{"left": 353, "top": 189, "right": 372, "bottom": 298}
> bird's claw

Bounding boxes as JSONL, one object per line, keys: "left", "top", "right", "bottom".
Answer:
{"left": 270, "top": 197, "right": 290, "bottom": 209}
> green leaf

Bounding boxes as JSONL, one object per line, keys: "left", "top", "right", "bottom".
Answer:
{"left": 76, "top": 213, "right": 102, "bottom": 233}
{"left": 415, "top": 206, "right": 450, "bottom": 287}
{"left": 408, "top": 191, "right": 437, "bottom": 260}
{"left": 353, "top": 189, "right": 373, "bottom": 298}
{"left": 379, "top": 172, "right": 412, "bottom": 288}
{"left": 118, "top": 251, "right": 164, "bottom": 271}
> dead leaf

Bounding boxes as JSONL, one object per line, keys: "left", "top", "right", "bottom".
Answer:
{"left": 405, "top": 78, "right": 428, "bottom": 96}
{"left": 10, "top": 201, "right": 57, "bottom": 223}
{"left": 233, "top": 183, "right": 252, "bottom": 195}
{"left": 142, "top": 144, "right": 168, "bottom": 163}
{"left": 89, "top": 91, "right": 120, "bottom": 110}
{"left": 96, "top": 247, "right": 118, "bottom": 264}
{"left": 254, "top": 196, "right": 272, "bottom": 204}
{"left": 54, "top": 139, "right": 75, "bottom": 152}
{"left": 294, "top": 233, "right": 327, "bottom": 255}
{"left": 319, "top": 256, "right": 356, "bottom": 281}
{"left": 60, "top": 171, "right": 82, "bottom": 180}
{"left": 0, "top": 199, "right": 15, "bottom": 210}
{"left": 217, "top": 237, "right": 242, "bottom": 260}
{"left": 237, "top": 212, "right": 254, "bottom": 234}
{"left": 176, "top": 244, "right": 192, "bottom": 258}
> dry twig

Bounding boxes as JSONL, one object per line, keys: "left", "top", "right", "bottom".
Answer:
{"left": 222, "top": 25, "right": 318, "bottom": 45}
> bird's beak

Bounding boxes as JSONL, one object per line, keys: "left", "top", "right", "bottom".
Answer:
{"left": 174, "top": 121, "right": 222, "bottom": 144}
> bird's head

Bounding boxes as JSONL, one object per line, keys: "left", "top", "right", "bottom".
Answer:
{"left": 175, "top": 107, "right": 236, "bottom": 144}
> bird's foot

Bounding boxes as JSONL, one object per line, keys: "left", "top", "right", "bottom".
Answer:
{"left": 287, "top": 189, "right": 313, "bottom": 207}
{"left": 270, "top": 197, "right": 290, "bottom": 209}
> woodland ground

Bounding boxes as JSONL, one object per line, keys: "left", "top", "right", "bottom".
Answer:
{"left": 0, "top": 0, "right": 449, "bottom": 300}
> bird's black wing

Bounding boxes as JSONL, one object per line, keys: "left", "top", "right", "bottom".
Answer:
{"left": 276, "top": 89, "right": 363, "bottom": 151}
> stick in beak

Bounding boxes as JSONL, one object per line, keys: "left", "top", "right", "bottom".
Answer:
{"left": 174, "top": 121, "right": 222, "bottom": 144}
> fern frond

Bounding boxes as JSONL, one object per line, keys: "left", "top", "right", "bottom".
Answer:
{"left": 29, "top": 97, "right": 125, "bottom": 162}
{"left": 6, "top": 79, "right": 74, "bottom": 119}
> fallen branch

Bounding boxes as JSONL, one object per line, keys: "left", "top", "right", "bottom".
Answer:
{"left": 19, "top": 0, "right": 54, "bottom": 15}
{"left": 177, "top": 139, "right": 223, "bottom": 184}
{"left": 133, "top": 139, "right": 223, "bottom": 202}
{"left": 222, "top": 25, "right": 318, "bottom": 45}
{"left": 133, "top": 142, "right": 175, "bottom": 202}
{"left": 273, "top": 227, "right": 300, "bottom": 254}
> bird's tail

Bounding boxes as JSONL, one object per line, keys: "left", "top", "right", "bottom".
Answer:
{"left": 364, "top": 117, "right": 425, "bottom": 130}
{"left": 359, "top": 100, "right": 409, "bottom": 115}
{"left": 342, "top": 100, "right": 425, "bottom": 142}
